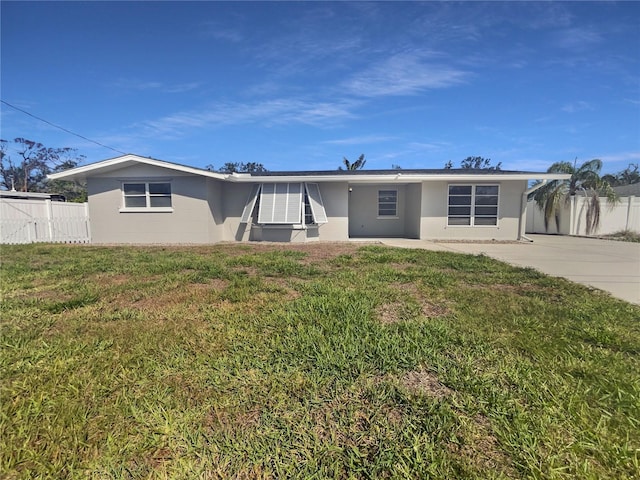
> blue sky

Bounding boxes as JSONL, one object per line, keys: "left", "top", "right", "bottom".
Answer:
{"left": 1, "top": 1, "right": 639, "bottom": 173}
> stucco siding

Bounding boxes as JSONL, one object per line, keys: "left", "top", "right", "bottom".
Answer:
{"left": 206, "top": 178, "right": 225, "bottom": 243}
{"left": 317, "top": 182, "right": 349, "bottom": 241}
{"left": 420, "top": 180, "right": 527, "bottom": 240}
{"left": 405, "top": 183, "right": 422, "bottom": 239}
{"left": 83, "top": 161, "right": 533, "bottom": 243}
{"left": 220, "top": 181, "right": 349, "bottom": 242}
{"left": 220, "top": 182, "right": 255, "bottom": 241}
{"left": 87, "top": 165, "right": 222, "bottom": 244}
{"left": 349, "top": 184, "right": 407, "bottom": 237}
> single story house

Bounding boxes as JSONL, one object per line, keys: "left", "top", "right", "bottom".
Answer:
{"left": 48, "top": 154, "right": 569, "bottom": 244}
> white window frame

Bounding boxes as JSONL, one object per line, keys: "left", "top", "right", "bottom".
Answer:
{"left": 377, "top": 189, "right": 398, "bottom": 218}
{"left": 447, "top": 184, "right": 499, "bottom": 226}
{"left": 120, "top": 181, "right": 173, "bottom": 212}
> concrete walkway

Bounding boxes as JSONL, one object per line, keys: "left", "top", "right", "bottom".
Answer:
{"left": 379, "top": 234, "right": 640, "bottom": 305}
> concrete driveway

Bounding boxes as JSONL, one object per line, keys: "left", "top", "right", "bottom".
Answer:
{"left": 381, "top": 234, "right": 640, "bottom": 305}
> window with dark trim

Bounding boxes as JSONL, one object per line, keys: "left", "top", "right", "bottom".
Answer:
{"left": 378, "top": 190, "right": 397, "bottom": 217}
{"left": 122, "top": 182, "right": 172, "bottom": 210}
{"left": 448, "top": 184, "right": 498, "bottom": 226}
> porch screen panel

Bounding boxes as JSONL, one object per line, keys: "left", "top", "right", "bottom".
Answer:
{"left": 304, "top": 183, "right": 328, "bottom": 224}
{"left": 240, "top": 184, "right": 261, "bottom": 223}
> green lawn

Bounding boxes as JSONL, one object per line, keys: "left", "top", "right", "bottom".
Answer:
{"left": 1, "top": 243, "right": 639, "bottom": 479}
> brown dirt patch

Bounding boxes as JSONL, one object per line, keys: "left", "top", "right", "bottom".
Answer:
{"left": 229, "top": 265, "right": 260, "bottom": 276}
{"left": 447, "top": 413, "right": 516, "bottom": 475}
{"left": 91, "top": 273, "right": 132, "bottom": 286}
{"left": 147, "top": 447, "right": 173, "bottom": 468}
{"left": 421, "top": 301, "right": 450, "bottom": 317}
{"left": 265, "top": 277, "right": 302, "bottom": 300}
{"left": 205, "top": 406, "right": 262, "bottom": 434}
{"left": 376, "top": 282, "right": 450, "bottom": 324}
{"left": 401, "top": 369, "right": 454, "bottom": 399}
{"left": 310, "top": 384, "right": 404, "bottom": 445}
{"left": 465, "top": 282, "right": 539, "bottom": 293}
{"left": 377, "top": 301, "right": 406, "bottom": 325}
{"left": 116, "top": 279, "right": 228, "bottom": 310}
{"left": 219, "top": 241, "right": 369, "bottom": 265}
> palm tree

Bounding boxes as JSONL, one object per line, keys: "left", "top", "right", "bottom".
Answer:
{"left": 533, "top": 159, "right": 617, "bottom": 235}
{"left": 602, "top": 163, "right": 640, "bottom": 186}
{"left": 339, "top": 154, "right": 366, "bottom": 170}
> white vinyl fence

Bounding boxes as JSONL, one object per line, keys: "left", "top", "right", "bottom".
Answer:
{"left": 0, "top": 198, "right": 91, "bottom": 244}
{"left": 526, "top": 195, "right": 640, "bottom": 236}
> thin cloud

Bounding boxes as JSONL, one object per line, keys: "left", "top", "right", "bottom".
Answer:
{"left": 554, "top": 27, "right": 602, "bottom": 51}
{"left": 199, "top": 18, "right": 245, "bottom": 43}
{"left": 600, "top": 151, "right": 640, "bottom": 164}
{"left": 111, "top": 79, "right": 202, "bottom": 94}
{"left": 127, "top": 98, "right": 360, "bottom": 140}
{"left": 561, "top": 101, "right": 593, "bottom": 113}
{"left": 344, "top": 52, "right": 468, "bottom": 97}
{"left": 323, "top": 135, "right": 397, "bottom": 145}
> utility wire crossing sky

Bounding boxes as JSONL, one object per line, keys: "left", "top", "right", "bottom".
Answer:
{"left": 1, "top": 1, "right": 639, "bottom": 173}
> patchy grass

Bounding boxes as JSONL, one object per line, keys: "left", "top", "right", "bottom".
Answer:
{"left": 1, "top": 242, "right": 639, "bottom": 479}
{"left": 600, "top": 229, "right": 640, "bottom": 243}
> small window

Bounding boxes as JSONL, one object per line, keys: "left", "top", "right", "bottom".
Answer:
{"left": 448, "top": 184, "right": 498, "bottom": 226}
{"left": 122, "top": 182, "right": 172, "bottom": 210}
{"left": 378, "top": 190, "right": 397, "bottom": 217}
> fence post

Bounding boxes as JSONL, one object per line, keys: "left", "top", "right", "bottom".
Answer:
{"left": 45, "top": 199, "right": 54, "bottom": 242}
{"left": 84, "top": 202, "right": 91, "bottom": 242}
{"left": 570, "top": 195, "right": 577, "bottom": 235}
{"left": 627, "top": 196, "right": 634, "bottom": 231}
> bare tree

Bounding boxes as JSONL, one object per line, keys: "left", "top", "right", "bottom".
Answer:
{"left": 0, "top": 138, "right": 86, "bottom": 201}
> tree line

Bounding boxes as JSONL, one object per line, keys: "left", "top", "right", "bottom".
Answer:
{"left": 0, "top": 138, "right": 87, "bottom": 202}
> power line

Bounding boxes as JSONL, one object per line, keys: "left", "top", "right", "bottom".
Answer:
{"left": 1, "top": 99, "right": 127, "bottom": 155}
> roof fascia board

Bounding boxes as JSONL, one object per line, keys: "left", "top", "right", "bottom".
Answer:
{"left": 227, "top": 173, "right": 572, "bottom": 183}
{"left": 48, "top": 155, "right": 571, "bottom": 184}
{"left": 48, "top": 154, "right": 227, "bottom": 181}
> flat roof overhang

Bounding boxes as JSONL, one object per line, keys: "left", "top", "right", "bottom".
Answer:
{"left": 47, "top": 154, "right": 571, "bottom": 184}
{"left": 227, "top": 172, "right": 572, "bottom": 183}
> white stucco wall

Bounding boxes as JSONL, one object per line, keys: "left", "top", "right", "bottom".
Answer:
{"left": 87, "top": 164, "right": 224, "bottom": 244}
{"left": 405, "top": 183, "right": 422, "bottom": 239}
{"left": 317, "top": 182, "right": 349, "bottom": 241}
{"left": 526, "top": 196, "right": 640, "bottom": 235}
{"left": 420, "top": 180, "right": 527, "bottom": 240}
{"left": 85, "top": 164, "right": 532, "bottom": 244}
{"left": 221, "top": 181, "right": 350, "bottom": 242}
{"left": 348, "top": 184, "right": 409, "bottom": 237}
{"left": 219, "top": 182, "right": 255, "bottom": 241}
